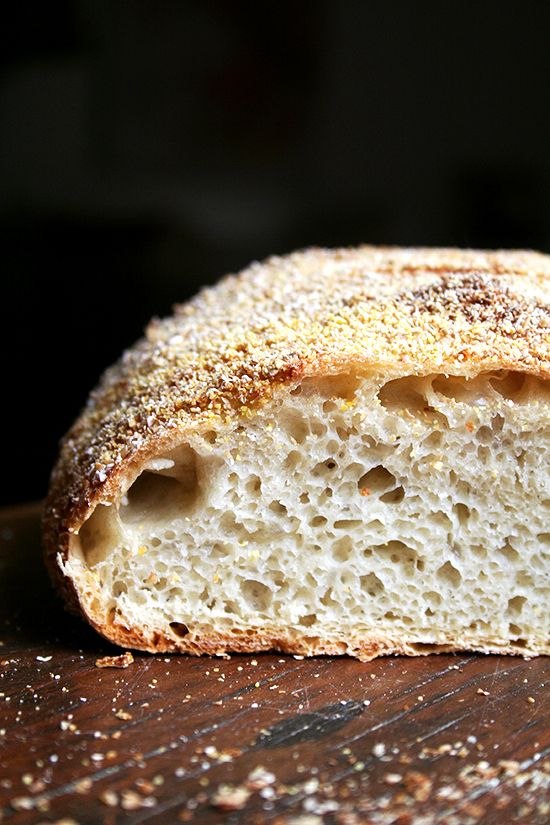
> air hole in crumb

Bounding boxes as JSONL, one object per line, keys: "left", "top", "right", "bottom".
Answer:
{"left": 271, "top": 572, "right": 285, "bottom": 587}
{"left": 333, "top": 536, "right": 353, "bottom": 562}
{"left": 333, "top": 519, "right": 362, "bottom": 530}
{"left": 489, "top": 370, "right": 526, "bottom": 400}
{"left": 378, "top": 376, "right": 428, "bottom": 412}
{"left": 432, "top": 375, "right": 484, "bottom": 402}
{"left": 507, "top": 596, "right": 526, "bottom": 616}
{"left": 360, "top": 572, "right": 384, "bottom": 597}
{"left": 240, "top": 580, "right": 272, "bottom": 612}
{"left": 79, "top": 505, "right": 122, "bottom": 567}
{"left": 432, "top": 511, "right": 453, "bottom": 531}
{"left": 437, "top": 560, "right": 462, "bottom": 587}
{"left": 299, "top": 614, "right": 317, "bottom": 627}
{"left": 477, "top": 445, "right": 489, "bottom": 462}
{"left": 169, "top": 621, "right": 190, "bottom": 637}
{"left": 410, "top": 643, "right": 453, "bottom": 653}
{"left": 312, "top": 458, "right": 338, "bottom": 476}
{"left": 423, "top": 431, "right": 442, "bottom": 449}
{"left": 370, "top": 541, "right": 417, "bottom": 567}
{"left": 423, "top": 590, "right": 442, "bottom": 607}
{"left": 284, "top": 451, "right": 301, "bottom": 470}
{"left": 357, "top": 465, "right": 396, "bottom": 495}
{"left": 498, "top": 542, "right": 519, "bottom": 563}
{"left": 310, "top": 515, "right": 327, "bottom": 527}
{"left": 380, "top": 485, "right": 405, "bottom": 504}
{"left": 310, "top": 421, "right": 327, "bottom": 437}
{"left": 454, "top": 503, "right": 470, "bottom": 526}
{"left": 211, "top": 542, "right": 231, "bottom": 558}
{"left": 121, "top": 447, "right": 200, "bottom": 525}
{"left": 476, "top": 425, "right": 492, "bottom": 444}
{"left": 269, "top": 500, "right": 287, "bottom": 516}
{"left": 321, "top": 588, "right": 337, "bottom": 607}
{"left": 300, "top": 372, "right": 361, "bottom": 401}
{"left": 113, "top": 581, "right": 127, "bottom": 597}
{"left": 281, "top": 410, "right": 309, "bottom": 444}
{"left": 245, "top": 475, "right": 262, "bottom": 494}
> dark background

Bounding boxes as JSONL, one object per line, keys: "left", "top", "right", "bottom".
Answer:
{"left": 2, "top": 1, "right": 550, "bottom": 505}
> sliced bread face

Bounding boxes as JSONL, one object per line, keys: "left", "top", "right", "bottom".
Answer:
{"left": 44, "top": 247, "right": 550, "bottom": 659}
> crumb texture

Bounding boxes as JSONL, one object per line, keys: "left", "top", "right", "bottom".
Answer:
{"left": 73, "top": 370, "right": 550, "bottom": 657}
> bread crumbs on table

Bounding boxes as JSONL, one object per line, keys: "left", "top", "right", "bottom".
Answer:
{"left": 403, "top": 771, "right": 433, "bottom": 802}
{"left": 211, "top": 784, "right": 251, "bottom": 811}
{"left": 100, "top": 789, "right": 118, "bottom": 807}
{"left": 120, "top": 789, "right": 157, "bottom": 810}
{"left": 95, "top": 652, "right": 134, "bottom": 669}
{"left": 383, "top": 773, "right": 403, "bottom": 785}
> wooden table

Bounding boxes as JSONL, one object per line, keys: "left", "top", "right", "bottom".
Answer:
{"left": 0, "top": 504, "right": 548, "bottom": 825}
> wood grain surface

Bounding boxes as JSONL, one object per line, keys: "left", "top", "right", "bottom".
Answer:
{"left": 0, "top": 504, "right": 548, "bottom": 825}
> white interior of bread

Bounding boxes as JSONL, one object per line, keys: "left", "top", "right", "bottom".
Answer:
{"left": 72, "top": 370, "right": 550, "bottom": 655}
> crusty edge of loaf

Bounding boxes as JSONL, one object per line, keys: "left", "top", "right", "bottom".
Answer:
{"left": 42, "top": 245, "right": 550, "bottom": 656}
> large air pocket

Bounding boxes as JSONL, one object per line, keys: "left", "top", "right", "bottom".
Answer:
{"left": 119, "top": 446, "right": 201, "bottom": 525}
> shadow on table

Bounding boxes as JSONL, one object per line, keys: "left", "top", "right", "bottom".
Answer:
{"left": 0, "top": 503, "right": 120, "bottom": 655}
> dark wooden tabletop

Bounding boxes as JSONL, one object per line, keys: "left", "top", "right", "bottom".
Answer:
{"left": 0, "top": 504, "right": 548, "bottom": 825}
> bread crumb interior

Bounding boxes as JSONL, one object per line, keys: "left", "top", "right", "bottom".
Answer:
{"left": 75, "top": 370, "right": 550, "bottom": 654}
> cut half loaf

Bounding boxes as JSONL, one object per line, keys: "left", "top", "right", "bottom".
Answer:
{"left": 44, "top": 246, "right": 550, "bottom": 660}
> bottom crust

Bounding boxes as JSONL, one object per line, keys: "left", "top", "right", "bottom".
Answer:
{"left": 87, "top": 615, "right": 546, "bottom": 661}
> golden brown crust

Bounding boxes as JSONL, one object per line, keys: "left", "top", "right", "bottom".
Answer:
{"left": 75, "top": 619, "right": 545, "bottom": 662}
{"left": 43, "top": 245, "right": 550, "bottom": 648}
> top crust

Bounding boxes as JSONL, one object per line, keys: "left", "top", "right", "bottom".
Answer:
{"left": 44, "top": 245, "right": 550, "bottom": 587}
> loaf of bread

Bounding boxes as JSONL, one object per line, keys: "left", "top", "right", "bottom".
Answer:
{"left": 44, "top": 246, "right": 550, "bottom": 660}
